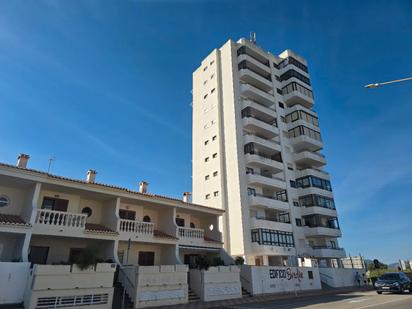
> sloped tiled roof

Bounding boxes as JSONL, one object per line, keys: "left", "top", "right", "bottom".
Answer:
{"left": 154, "top": 229, "right": 178, "bottom": 240}
{"left": 85, "top": 223, "right": 117, "bottom": 235}
{"left": 0, "top": 214, "right": 30, "bottom": 227}
{"left": 0, "top": 162, "right": 224, "bottom": 214}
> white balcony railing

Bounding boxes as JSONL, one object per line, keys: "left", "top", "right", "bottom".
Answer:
{"left": 34, "top": 209, "right": 87, "bottom": 228}
{"left": 178, "top": 227, "right": 204, "bottom": 239}
{"left": 118, "top": 219, "right": 154, "bottom": 235}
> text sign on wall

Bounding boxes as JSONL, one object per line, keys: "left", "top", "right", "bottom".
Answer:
{"left": 269, "top": 267, "right": 304, "bottom": 282}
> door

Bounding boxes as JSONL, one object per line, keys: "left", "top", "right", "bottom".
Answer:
{"left": 175, "top": 218, "right": 185, "bottom": 227}
{"left": 184, "top": 254, "right": 199, "bottom": 269}
{"left": 119, "top": 209, "right": 136, "bottom": 220}
{"left": 29, "top": 246, "right": 49, "bottom": 265}
{"left": 42, "top": 197, "right": 68, "bottom": 212}
{"left": 138, "top": 251, "right": 155, "bottom": 266}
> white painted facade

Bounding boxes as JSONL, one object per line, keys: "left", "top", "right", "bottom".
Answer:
{"left": 192, "top": 38, "right": 346, "bottom": 268}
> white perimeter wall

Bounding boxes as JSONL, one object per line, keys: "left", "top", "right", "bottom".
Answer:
{"left": 0, "top": 262, "right": 30, "bottom": 304}
{"left": 319, "top": 268, "right": 366, "bottom": 288}
{"left": 241, "top": 265, "right": 321, "bottom": 295}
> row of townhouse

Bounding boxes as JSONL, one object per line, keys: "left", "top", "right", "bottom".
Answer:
{"left": 0, "top": 154, "right": 242, "bottom": 308}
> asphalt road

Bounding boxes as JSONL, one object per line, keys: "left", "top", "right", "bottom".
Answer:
{"left": 231, "top": 290, "right": 412, "bottom": 309}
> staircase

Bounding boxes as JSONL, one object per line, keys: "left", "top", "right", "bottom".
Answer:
{"left": 188, "top": 288, "right": 200, "bottom": 302}
{"left": 112, "top": 281, "right": 134, "bottom": 309}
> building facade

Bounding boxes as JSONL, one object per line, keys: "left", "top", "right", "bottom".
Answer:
{"left": 192, "top": 38, "right": 346, "bottom": 267}
{"left": 0, "top": 154, "right": 225, "bottom": 268}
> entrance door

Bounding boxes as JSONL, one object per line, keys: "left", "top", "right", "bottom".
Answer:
{"left": 29, "top": 246, "right": 49, "bottom": 265}
{"left": 138, "top": 251, "right": 155, "bottom": 266}
{"left": 184, "top": 254, "right": 199, "bottom": 269}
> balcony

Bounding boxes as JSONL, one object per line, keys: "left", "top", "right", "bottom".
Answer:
{"left": 242, "top": 116, "right": 279, "bottom": 139}
{"left": 304, "top": 225, "right": 342, "bottom": 238}
{"left": 240, "top": 83, "right": 275, "bottom": 107}
{"left": 248, "top": 194, "right": 290, "bottom": 212}
{"left": 293, "top": 151, "right": 326, "bottom": 168}
{"left": 239, "top": 68, "right": 273, "bottom": 91}
{"left": 242, "top": 99, "right": 277, "bottom": 119}
{"left": 281, "top": 81, "right": 314, "bottom": 109}
{"left": 237, "top": 51, "right": 271, "bottom": 73}
{"left": 298, "top": 187, "right": 333, "bottom": 199}
{"left": 301, "top": 206, "right": 337, "bottom": 217}
{"left": 244, "top": 153, "right": 284, "bottom": 173}
{"left": 249, "top": 216, "right": 292, "bottom": 233}
{"left": 290, "top": 135, "right": 323, "bottom": 152}
{"left": 295, "top": 168, "right": 329, "bottom": 180}
{"left": 311, "top": 246, "right": 346, "bottom": 258}
{"left": 118, "top": 219, "right": 156, "bottom": 242}
{"left": 178, "top": 227, "right": 222, "bottom": 248}
{"left": 247, "top": 173, "right": 286, "bottom": 191}
{"left": 243, "top": 134, "right": 281, "bottom": 153}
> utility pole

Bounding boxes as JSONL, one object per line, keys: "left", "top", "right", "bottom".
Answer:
{"left": 47, "top": 156, "right": 56, "bottom": 173}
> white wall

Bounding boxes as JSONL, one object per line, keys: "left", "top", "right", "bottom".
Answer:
{"left": 319, "top": 268, "right": 366, "bottom": 288}
{"left": 189, "top": 266, "right": 241, "bottom": 302}
{"left": 241, "top": 265, "right": 321, "bottom": 295}
{"left": 0, "top": 262, "right": 30, "bottom": 304}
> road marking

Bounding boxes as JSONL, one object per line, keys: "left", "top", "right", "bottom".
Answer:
{"left": 357, "top": 296, "right": 412, "bottom": 309}
{"left": 348, "top": 298, "right": 368, "bottom": 303}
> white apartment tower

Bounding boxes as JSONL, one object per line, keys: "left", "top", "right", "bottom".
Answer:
{"left": 192, "top": 38, "right": 345, "bottom": 267}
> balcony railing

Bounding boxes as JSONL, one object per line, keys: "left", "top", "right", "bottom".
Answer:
{"left": 242, "top": 114, "right": 277, "bottom": 127}
{"left": 118, "top": 219, "right": 154, "bottom": 235}
{"left": 249, "top": 192, "right": 288, "bottom": 203}
{"left": 247, "top": 171, "right": 284, "bottom": 182}
{"left": 305, "top": 223, "right": 340, "bottom": 229}
{"left": 237, "top": 46, "right": 270, "bottom": 67}
{"left": 178, "top": 227, "right": 204, "bottom": 239}
{"left": 254, "top": 214, "right": 291, "bottom": 224}
{"left": 312, "top": 246, "right": 344, "bottom": 250}
{"left": 34, "top": 209, "right": 87, "bottom": 228}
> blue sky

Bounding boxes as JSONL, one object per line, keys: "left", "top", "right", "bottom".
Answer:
{"left": 0, "top": 0, "right": 411, "bottom": 263}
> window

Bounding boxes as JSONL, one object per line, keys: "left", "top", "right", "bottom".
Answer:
{"left": 299, "top": 194, "right": 335, "bottom": 209}
{"left": 288, "top": 166, "right": 294, "bottom": 171}
{"left": 295, "top": 218, "right": 302, "bottom": 226}
{"left": 282, "top": 81, "right": 313, "bottom": 99}
{"left": 212, "top": 135, "right": 217, "bottom": 141}
{"left": 143, "top": 215, "right": 151, "bottom": 223}
{"left": 295, "top": 176, "right": 332, "bottom": 191}
{"left": 41, "top": 197, "right": 69, "bottom": 212}
{"left": 247, "top": 188, "right": 256, "bottom": 196}
{"left": 210, "top": 60, "right": 215, "bottom": 65}
{"left": 276, "top": 88, "right": 282, "bottom": 95}
{"left": 285, "top": 110, "right": 319, "bottom": 127}
{"left": 205, "top": 175, "right": 210, "bottom": 180}
{"left": 119, "top": 209, "right": 136, "bottom": 220}
{"left": 203, "top": 94, "right": 208, "bottom": 99}
{"left": 175, "top": 217, "right": 185, "bottom": 227}
{"left": 212, "top": 153, "right": 217, "bottom": 158}
{"left": 278, "top": 102, "right": 285, "bottom": 108}
{"left": 213, "top": 171, "right": 218, "bottom": 177}
{"left": 211, "top": 88, "right": 215, "bottom": 94}
{"left": 0, "top": 195, "right": 9, "bottom": 207}
{"left": 204, "top": 140, "right": 209, "bottom": 145}
{"left": 251, "top": 228, "right": 295, "bottom": 247}
{"left": 210, "top": 74, "right": 215, "bottom": 79}
{"left": 288, "top": 125, "right": 321, "bottom": 141}
{"left": 117, "top": 250, "right": 125, "bottom": 264}
{"left": 81, "top": 207, "right": 92, "bottom": 217}
{"left": 246, "top": 167, "right": 254, "bottom": 174}
{"left": 293, "top": 201, "right": 300, "bottom": 207}
{"left": 308, "top": 271, "right": 314, "bottom": 279}
{"left": 205, "top": 157, "right": 209, "bottom": 162}
{"left": 205, "top": 194, "right": 211, "bottom": 199}
{"left": 278, "top": 56, "right": 308, "bottom": 73}
{"left": 275, "top": 75, "right": 280, "bottom": 81}
{"left": 290, "top": 180, "right": 296, "bottom": 188}
{"left": 279, "top": 69, "right": 311, "bottom": 86}
{"left": 69, "top": 248, "right": 84, "bottom": 263}
{"left": 203, "top": 66, "right": 208, "bottom": 71}
{"left": 138, "top": 251, "right": 155, "bottom": 266}
{"left": 213, "top": 191, "right": 219, "bottom": 197}
{"left": 203, "top": 80, "right": 207, "bottom": 85}
{"left": 190, "top": 222, "right": 196, "bottom": 228}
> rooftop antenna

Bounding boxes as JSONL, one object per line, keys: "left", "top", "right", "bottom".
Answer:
{"left": 47, "top": 156, "right": 56, "bottom": 173}
{"left": 250, "top": 31, "right": 256, "bottom": 44}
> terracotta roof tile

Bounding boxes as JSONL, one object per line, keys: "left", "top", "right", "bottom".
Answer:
{"left": 0, "top": 162, "right": 224, "bottom": 213}
{"left": 0, "top": 214, "right": 30, "bottom": 226}
{"left": 154, "top": 229, "right": 178, "bottom": 240}
{"left": 85, "top": 223, "right": 117, "bottom": 235}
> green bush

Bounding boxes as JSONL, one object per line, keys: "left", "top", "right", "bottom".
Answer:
{"left": 74, "top": 247, "right": 100, "bottom": 270}
{"left": 235, "top": 256, "right": 245, "bottom": 265}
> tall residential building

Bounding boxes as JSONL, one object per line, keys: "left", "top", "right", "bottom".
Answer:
{"left": 192, "top": 38, "right": 345, "bottom": 267}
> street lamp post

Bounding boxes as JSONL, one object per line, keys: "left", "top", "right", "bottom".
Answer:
{"left": 364, "top": 77, "right": 412, "bottom": 88}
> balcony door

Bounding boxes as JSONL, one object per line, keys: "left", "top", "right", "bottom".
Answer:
{"left": 138, "top": 251, "right": 155, "bottom": 266}
{"left": 119, "top": 209, "right": 136, "bottom": 220}
{"left": 29, "top": 246, "right": 49, "bottom": 265}
{"left": 41, "top": 197, "right": 68, "bottom": 212}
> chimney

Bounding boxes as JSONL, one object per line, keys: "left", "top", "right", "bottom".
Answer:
{"left": 86, "top": 170, "right": 97, "bottom": 183}
{"left": 139, "top": 181, "right": 148, "bottom": 194}
{"left": 17, "top": 154, "right": 30, "bottom": 168}
{"left": 183, "top": 192, "right": 192, "bottom": 203}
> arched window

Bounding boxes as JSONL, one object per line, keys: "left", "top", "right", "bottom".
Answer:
{"left": 0, "top": 195, "right": 10, "bottom": 207}
{"left": 190, "top": 222, "right": 195, "bottom": 228}
{"left": 81, "top": 207, "right": 92, "bottom": 217}
{"left": 143, "top": 215, "right": 151, "bottom": 223}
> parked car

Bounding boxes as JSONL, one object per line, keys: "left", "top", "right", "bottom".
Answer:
{"left": 374, "top": 272, "right": 411, "bottom": 294}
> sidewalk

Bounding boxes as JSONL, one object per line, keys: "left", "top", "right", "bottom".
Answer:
{"left": 152, "top": 286, "right": 373, "bottom": 309}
